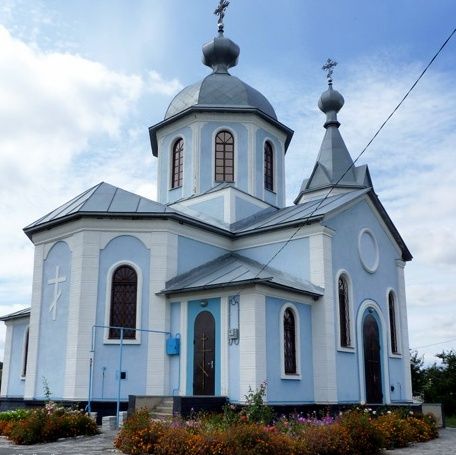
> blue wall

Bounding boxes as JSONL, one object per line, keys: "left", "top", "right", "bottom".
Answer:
{"left": 36, "top": 241, "right": 71, "bottom": 399}
{"left": 255, "top": 128, "right": 283, "bottom": 207}
{"left": 327, "top": 199, "right": 406, "bottom": 403}
{"left": 92, "top": 235, "right": 150, "bottom": 400}
{"left": 188, "top": 197, "right": 225, "bottom": 222}
{"left": 238, "top": 237, "right": 310, "bottom": 282}
{"left": 265, "top": 297, "right": 314, "bottom": 403}
{"left": 158, "top": 126, "right": 192, "bottom": 204}
{"left": 177, "top": 236, "right": 227, "bottom": 275}
{"left": 186, "top": 298, "right": 221, "bottom": 395}
{"left": 5, "top": 319, "right": 29, "bottom": 397}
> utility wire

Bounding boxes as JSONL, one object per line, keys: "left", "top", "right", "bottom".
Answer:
{"left": 253, "top": 26, "right": 456, "bottom": 279}
{"left": 412, "top": 337, "right": 456, "bottom": 350}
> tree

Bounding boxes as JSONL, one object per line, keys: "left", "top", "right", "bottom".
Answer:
{"left": 422, "top": 350, "right": 456, "bottom": 417}
{"left": 410, "top": 350, "right": 426, "bottom": 397}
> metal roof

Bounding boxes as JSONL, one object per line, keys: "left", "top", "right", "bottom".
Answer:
{"left": 232, "top": 189, "right": 370, "bottom": 233}
{"left": 0, "top": 307, "right": 31, "bottom": 322}
{"left": 24, "top": 182, "right": 176, "bottom": 237}
{"left": 23, "top": 182, "right": 411, "bottom": 261}
{"left": 158, "top": 253, "right": 324, "bottom": 298}
{"left": 165, "top": 72, "right": 277, "bottom": 120}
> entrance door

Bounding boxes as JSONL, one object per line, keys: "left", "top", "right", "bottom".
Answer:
{"left": 193, "top": 311, "right": 215, "bottom": 395}
{"left": 363, "top": 314, "right": 383, "bottom": 403}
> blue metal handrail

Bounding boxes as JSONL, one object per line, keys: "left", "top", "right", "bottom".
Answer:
{"left": 87, "top": 324, "right": 172, "bottom": 428}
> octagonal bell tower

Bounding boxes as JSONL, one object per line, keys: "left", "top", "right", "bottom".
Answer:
{"left": 149, "top": 9, "right": 293, "bottom": 226}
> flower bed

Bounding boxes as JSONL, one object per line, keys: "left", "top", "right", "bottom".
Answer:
{"left": 114, "top": 407, "right": 438, "bottom": 455}
{"left": 0, "top": 402, "right": 99, "bottom": 445}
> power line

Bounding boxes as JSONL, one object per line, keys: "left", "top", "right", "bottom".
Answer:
{"left": 253, "top": 26, "right": 456, "bottom": 279}
{"left": 412, "top": 337, "right": 456, "bottom": 350}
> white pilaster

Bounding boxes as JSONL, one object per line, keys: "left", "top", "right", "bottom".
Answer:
{"left": 309, "top": 230, "right": 338, "bottom": 403}
{"left": 0, "top": 322, "right": 13, "bottom": 396}
{"left": 24, "top": 244, "right": 45, "bottom": 399}
{"left": 145, "top": 232, "right": 178, "bottom": 395}
{"left": 239, "top": 292, "right": 266, "bottom": 401}
{"left": 63, "top": 231, "right": 100, "bottom": 400}
{"left": 396, "top": 260, "right": 413, "bottom": 401}
{"left": 220, "top": 296, "right": 229, "bottom": 396}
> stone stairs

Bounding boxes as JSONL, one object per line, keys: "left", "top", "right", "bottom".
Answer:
{"left": 150, "top": 397, "right": 174, "bottom": 419}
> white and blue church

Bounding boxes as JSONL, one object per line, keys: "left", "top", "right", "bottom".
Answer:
{"left": 1, "top": 11, "right": 413, "bottom": 415}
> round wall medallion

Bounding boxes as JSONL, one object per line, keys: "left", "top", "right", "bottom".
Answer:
{"left": 358, "top": 228, "right": 379, "bottom": 273}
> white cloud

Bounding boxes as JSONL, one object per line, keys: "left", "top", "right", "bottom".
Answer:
{"left": 250, "top": 53, "right": 456, "bottom": 361}
{"left": 0, "top": 25, "right": 181, "bottom": 337}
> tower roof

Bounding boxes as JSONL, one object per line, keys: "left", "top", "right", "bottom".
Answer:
{"left": 295, "top": 76, "right": 372, "bottom": 203}
{"left": 164, "top": 31, "right": 277, "bottom": 120}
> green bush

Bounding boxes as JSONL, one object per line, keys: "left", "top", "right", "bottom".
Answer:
{"left": 115, "top": 406, "right": 439, "bottom": 455}
{"left": 1, "top": 404, "right": 99, "bottom": 445}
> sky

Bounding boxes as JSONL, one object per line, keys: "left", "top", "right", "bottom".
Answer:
{"left": 0, "top": 0, "right": 455, "bottom": 366}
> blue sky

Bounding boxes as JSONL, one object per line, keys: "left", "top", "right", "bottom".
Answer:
{"left": 0, "top": 0, "right": 455, "bottom": 365}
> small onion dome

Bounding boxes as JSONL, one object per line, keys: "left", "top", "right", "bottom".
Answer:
{"left": 318, "top": 84, "right": 345, "bottom": 128}
{"left": 202, "top": 31, "right": 240, "bottom": 74}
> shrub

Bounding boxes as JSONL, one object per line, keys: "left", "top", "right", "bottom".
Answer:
{"left": 338, "top": 409, "right": 385, "bottom": 455}
{"left": 373, "top": 411, "right": 414, "bottom": 449}
{"left": 115, "top": 407, "right": 439, "bottom": 455}
{"left": 294, "top": 423, "right": 351, "bottom": 455}
{"left": 3, "top": 405, "right": 98, "bottom": 445}
{"left": 240, "top": 382, "right": 273, "bottom": 424}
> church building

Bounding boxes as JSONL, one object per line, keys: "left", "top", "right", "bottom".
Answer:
{"left": 1, "top": 6, "right": 413, "bottom": 414}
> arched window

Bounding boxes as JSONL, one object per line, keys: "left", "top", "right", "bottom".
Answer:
{"left": 264, "top": 141, "right": 274, "bottom": 191}
{"left": 338, "top": 275, "right": 351, "bottom": 347}
{"left": 22, "top": 327, "right": 29, "bottom": 378}
{"left": 171, "top": 138, "right": 184, "bottom": 188}
{"left": 215, "top": 130, "right": 234, "bottom": 182}
{"left": 388, "top": 291, "right": 399, "bottom": 354}
{"left": 283, "top": 308, "right": 297, "bottom": 374}
{"left": 109, "top": 265, "right": 138, "bottom": 339}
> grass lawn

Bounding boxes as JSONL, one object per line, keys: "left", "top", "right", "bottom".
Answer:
{"left": 446, "top": 415, "right": 456, "bottom": 427}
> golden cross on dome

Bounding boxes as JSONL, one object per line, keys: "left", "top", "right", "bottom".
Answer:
{"left": 322, "top": 58, "right": 338, "bottom": 84}
{"left": 214, "top": 0, "right": 230, "bottom": 32}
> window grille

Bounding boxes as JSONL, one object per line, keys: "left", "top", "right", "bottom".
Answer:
{"left": 171, "top": 138, "right": 184, "bottom": 188}
{"left": 215, "top": 131, "right": 234, "bottom": 182}
{"left": 284, "top": 308, "right": 297, "bottom": 374}
{"left": 389, "top": 292, "right": 398, "bottom": 353}
{"left": 264, "top": 141, "right": 274, "bottom": 191}
{"left": 109, "top": 265, "right": 137, "bottom": 339}
{"left": 338, "top": 276, "right": 351, "bottom": 347}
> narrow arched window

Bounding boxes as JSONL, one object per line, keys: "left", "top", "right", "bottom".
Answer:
{"left": 109, "top": 265, "right": 138, "bottom": 339}
{"left": 389, "top": 292, "right": 398, "bottom": 354}
{"left": 22, "top": 327, "right": 29, "bottom": 377}
{"left": 338, "top": 276, "right": 351, "bottom": 347}
{"left": 283, "top": 308, "right": 297, "bottom": 374}
{"left": 264, "top": 141, "right": 274, "bottom": 191}
{"left": 215, "top": 130, "right": 234, "bottom": 182}
{"left": 171, "top": 138, "right": 184, "bottom": 188}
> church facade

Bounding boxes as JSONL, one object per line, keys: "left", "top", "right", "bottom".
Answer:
{"left": 1, "top": 18, "right": 413, "bottom": 411}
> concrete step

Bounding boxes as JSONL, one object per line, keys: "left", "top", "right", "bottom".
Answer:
{"left": 155, "top": 406, "right": 173, "bottom": 413}
{"left": 150, "top": 411, "right": 173, "bottom": 419}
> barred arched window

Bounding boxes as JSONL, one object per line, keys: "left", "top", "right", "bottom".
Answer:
{"left": 171, "top": 138, "right": 184, "bottom": 188}
{"left": 338, "top": 275, "right": 351, "bottom": 347}
{"left": 109, "top": 265, "right": 138, "bottom": 339}
{"left": 215, "top": 130, "right": 234, "bottom": 182}
{"left": 21, "top": 327, "right": 29, "bottom": 377}
{"left": 264, "top": 141, "right": 274, "bottom": 191}
{"left": 388, "top": 291, "right": 399, "bottom": 354}
{"left": 283, "top": 308, "right": 297, "bottom": 374}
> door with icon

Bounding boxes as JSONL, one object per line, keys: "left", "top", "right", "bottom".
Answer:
{"left": 193, "top": 311, "right": 215, "bottom": 395}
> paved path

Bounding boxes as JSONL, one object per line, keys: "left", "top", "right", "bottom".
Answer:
{"left": 0, "top": 430, "right": 121, "bottom": 455}
{"left": 386, "top": 428, "right": 456, "bottom": 454}
{"left": 0, "top": 428, "right": 454, "bottom": 454}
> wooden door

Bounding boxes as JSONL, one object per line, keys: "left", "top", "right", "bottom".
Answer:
{"left": 193, "top": 311, "right": 215, "bottom": 395}
{"left": 363, "top": 314, "right": 383, "bottom": 403}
